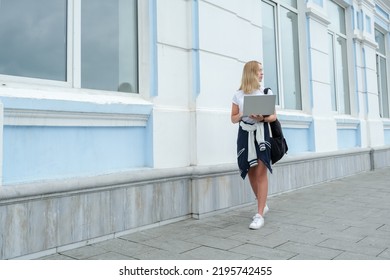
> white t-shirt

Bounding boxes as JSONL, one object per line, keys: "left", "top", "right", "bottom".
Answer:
{"left": 232, "top": 87, "right": 274, "bottom": 124}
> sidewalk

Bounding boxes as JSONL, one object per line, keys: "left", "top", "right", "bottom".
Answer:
{"left": 39, "top": 167, "right": 390, "bottom": 260}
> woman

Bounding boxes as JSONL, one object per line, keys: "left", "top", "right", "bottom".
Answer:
{"left": 231, "top": 61, "right": 276, "bottom": 230}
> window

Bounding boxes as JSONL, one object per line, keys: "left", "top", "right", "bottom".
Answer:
{"left": 0, "top": 0, "right": 67, "bottom": 81}
{"left": 262, "top": 0, "right": 302, "bottom": 110}
{"left": 375, "top": 28, "right": 389, "bottom": 118}
{"left": 328, "top": 1, "right": 350, "bottom": 114}
{"left": 0, "top": 0, "right": 138, "bottom": 93}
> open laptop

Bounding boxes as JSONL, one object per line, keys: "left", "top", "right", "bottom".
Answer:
{"left": 243, "top": 95, "right": 276, "bottom": 116}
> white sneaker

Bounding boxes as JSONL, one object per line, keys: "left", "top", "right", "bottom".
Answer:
{"left": 263, "top": 205, "right": 269, "bottom": 216}
{"left": 249, "top": 213, "right": 264, "bottom": 230}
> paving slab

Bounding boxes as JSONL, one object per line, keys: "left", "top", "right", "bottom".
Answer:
{"left": 186, "top": 234, "right": 244, "bottom": 251}
{"left": 58, "top": 245, "right": 108, "bottom": 260}
{"left": 180, "top": 246, "right": 248, "bottom": 260}
{"left": 139, "top": 238, "right": 201, "bottom": 254}
{"left": 230, "top": 243, "right": 297, "bottom": 260}
{"left": 318, "top": 238, "right": 384, "bottom": 257}
{"left": 87, "top": 252, "right": 136, "bottom": 260}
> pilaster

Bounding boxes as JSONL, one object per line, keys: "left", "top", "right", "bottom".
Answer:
{"left": 306, "top": 2, "right": 338, "bottom": 152}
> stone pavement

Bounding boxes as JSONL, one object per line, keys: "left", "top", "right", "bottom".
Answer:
{"left": 39, "top": 167, "right": 390, "bottom": 260}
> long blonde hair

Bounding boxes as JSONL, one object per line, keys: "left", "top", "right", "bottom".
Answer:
{"left": 239, "top": 60, "right": 261, "bottom": 94}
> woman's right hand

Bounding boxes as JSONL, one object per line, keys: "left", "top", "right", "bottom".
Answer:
{"left": 249, "top": 114, "right": 264, "bottom": 122}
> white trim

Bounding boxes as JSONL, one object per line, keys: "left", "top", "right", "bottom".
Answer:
{"left": 281, "top": 118, "right": 312, "bottom": 129}
{"left": 72, "top": 0, "right": 81, "bottom": 88}
{"left": 335, "top": 116, "right": 360, "bottom": 129}
{"left": 306, "top": 6, "right": 331, "bottom": 25}
{"left": 0, "top": 85, "right": 151, "bottom": 105}
{"left": 277, "top": 111, "right": 313, "bottom": 129}
{"left": 4, "top": 108, "right": 149, "bottom": 127}
{"left": 137, "top": 0, "right": 152, "bottom": 99}
{"left": 353, "top": 31, "right": 379, "bottom": 48}
{"left": 383, "top": 120, "right": 390, "bottom": 129}
{"left": 336, "top": 122, "right": 360, "bottom": 129}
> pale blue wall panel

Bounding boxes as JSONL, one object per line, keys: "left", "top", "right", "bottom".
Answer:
{"left": 283, "top": 128, "right": 312, "bottom": 154}
{"left": 3, "top": 126, "right": 148, "bottom": 184}
{"left": 384, "top": 129, "right": 390, "bottom": 145}
{"left": 337, "top": 129, "right": 359, "bottom": 149}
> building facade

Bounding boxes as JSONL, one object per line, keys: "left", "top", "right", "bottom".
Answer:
{"left": 1, "top": 0, "right": 390, "bottom": 259}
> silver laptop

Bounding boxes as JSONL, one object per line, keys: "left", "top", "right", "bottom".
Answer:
{"left": 243, "top": 95, "right": 276, "bottom": 116}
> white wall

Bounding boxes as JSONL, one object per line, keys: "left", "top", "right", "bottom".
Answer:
{"left": 152, "top": 0, "right": 390, "bottom": 169}
{"left": 152, "top": 0, "right": 193, "bottom": 168}
{"left": 196, "top": 0, "right": 263, "bottom": 165}
{"left": 152, "top": 0, "right": 264, "bottom": 168}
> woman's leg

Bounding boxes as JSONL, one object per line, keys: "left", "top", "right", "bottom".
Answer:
{"left": 257, "top": 161, "right": 268, "bottom": 216}
{"left": 247, "top": 160, "right": 268, "bottom": 216}
{"left": 247, "top": 165, "right": 259, "bottom": 198}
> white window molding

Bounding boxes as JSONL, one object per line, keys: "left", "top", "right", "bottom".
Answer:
{"left": 4, "top": 108, "right": 150, "bottom": 127}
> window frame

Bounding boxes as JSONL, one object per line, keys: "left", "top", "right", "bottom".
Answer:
{"left": 0, "top": 0, "right": 143, "bottom": 97}
{"left": 0, "top": 0, "right": 71, "bottom": 88}
{"left": 327, "top": 0, "right": 352, "bottom": 115}
{"left": 375, "top": 27, "right": 390, "bottom": 119}
{"left": 261, "top": 0, "right": 304, "bottom": 111}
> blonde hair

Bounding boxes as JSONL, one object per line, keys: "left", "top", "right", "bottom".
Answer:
{"left": 239, "top": 60, "right": 261, "bottom": 94}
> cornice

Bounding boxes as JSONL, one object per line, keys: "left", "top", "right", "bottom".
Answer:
{"left": 306, "top": 6, "right": 331, "bottom": 26}
{"left": 4, "top": 108, "right": 150, "bottom": 127}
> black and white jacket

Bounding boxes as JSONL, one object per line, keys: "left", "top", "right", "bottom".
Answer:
{"left": 236, "top": 120, "right": 272, "bottom": 179}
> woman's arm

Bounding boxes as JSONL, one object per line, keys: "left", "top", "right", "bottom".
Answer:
{"left": 231, "top": 103, "right": 242, "bottom": 124}
{"left": 264, "top": 110, "right": 277, "bottom": 123}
